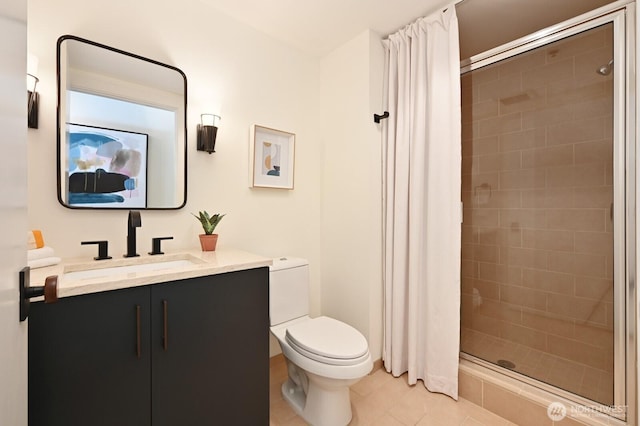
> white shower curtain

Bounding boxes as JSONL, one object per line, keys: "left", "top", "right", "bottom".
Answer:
{"left": 382, "top": 5, "right": 461, "bottom": 400}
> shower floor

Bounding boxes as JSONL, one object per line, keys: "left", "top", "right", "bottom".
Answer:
{"left": 461, "top": 327, "right": 614, "bottom": 406}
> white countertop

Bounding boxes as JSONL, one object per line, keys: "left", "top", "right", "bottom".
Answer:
{"left": 29, "top": 248, "right": 272, "bottom": 299}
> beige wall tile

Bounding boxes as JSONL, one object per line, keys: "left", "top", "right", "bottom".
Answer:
{"left": 574, "top": 276, "right": 613, "bottom": 301}
{"left": 500, "top": 209, "right": 546, "bottom": 229}
{"left": 546, "top": 209, "right": 606, "bottom": 232}
{"left": 478, "top": 73, "right": 522, "bottom": 103}
{"left": 547, "top": 28, "right": 607, "bottom": 62}
{"left": 522, "top": 103, "right": 573, "bottom": 129}
{"left": 458, "top": 371, "right": 483, "bottom": 407}
{"left": 464, "top": 135, "right": 500, "bottom": 157}
{"left": 477, "top": 299, "right": 523, "bottom": 323}
{"left": 522, "top": 229, "right": 574, "bottom": 252}
{"left": 547, "top": 251, "right": 575, "bottom": 274}
{"left": 522, "top": 58, "right": 574, "bottom": 90}
{"left": 499, "top": 50, "right": 547, "bottom": 76}
{"left": 467, "top": 278, "right": 501, "bottom": 301}
{"left": 500, "top": 128, "right": 546, "bottom": 152}
{"left": 573, "top": 253, "right": 607, "bottom": 278}
{"left": 553, "top": 163, "right": 606, "bottom": 188}
{"left": 467, "top": 208, "right": 500, "bottom": 228}
{"left": 502, "top": 247, "right": 548, "bottom": 269}
{"left": 574, "top": 140, "right": 612, "bottom": 164}
{"left": 462, "top": 171, "right": 500, "bottom": 192}
{"left": 473, "top": 244, "right": 499, "bottom": 263}
{"left": 470, "top": 312, "right": 502, "bottom": 337}
{"left": 574, "top": 231, "right": 612, "bottom": 255}
{"left": 461, "top": 259, "right": 478, "bottom": 278}
{"left": 462, "top": 225, "right": 478, "bottom": 244}
{"left": 573, "top": 322, "right": 613, "bottom": 349}
{"left": 500, "top": 168, "right": 546, "bottom": 190}
{"left": 521, "top": 310, "right": 575, "bottom": 339}
{"left": 482, "top": 382, "right": 552, "bottom": 426}
{"left": 473, "top": 189, "right": 522, "bottom": 209}
{"left": 521, "top": 268, "right": 574, "bottom": 295}
{"left": 465, "top": 64, "right": 500, "bottom": 86}
{"left": 547, "top": 293, "right": 606, "bottom": 323}
{"left": 471, "top": 99, "right": 500, "bottom": 121}
{"left": 521, "top": 145, "right": 574, "bottom": 168}
{"left": 500, "top": 89, "right": 547, "bottom": 115}
{"left": 521, "top": 188, "right": 574, "bottom": 208}
{"left": 500, "top": 323, "right": 548, "bottom": 351}
{"left": 547, "top": 79, "right": 606, "bottom": 106}
{"left": 479, "top": 151, "right": 522, "bottom": 173}
{"left": 547, "top": 335, "right": 608, "bottom": 370}
{"left": 500, "top": 285, "right": 547, "bottom": 311}
{"left": 478, "top": 228, "right": 522, "bottom": 248}
{"left": 547, "top": 117, "right": 605, "bottom": 146}
{"left": 572, "top": 96, "right": 612, "bottom": 120}
{"left": 479, "top": 112, "right": 523, "bottom": 138}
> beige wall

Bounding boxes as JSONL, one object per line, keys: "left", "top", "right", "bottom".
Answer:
{"left": 319, "top": 30, "right": 384, "bottom": 361}
{"left": 461, "top": 24, "right": 614, "bottom": 403}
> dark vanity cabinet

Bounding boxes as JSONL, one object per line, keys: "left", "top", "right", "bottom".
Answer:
{"left": 29, "top": 267, "right": 269, "bottom": 426}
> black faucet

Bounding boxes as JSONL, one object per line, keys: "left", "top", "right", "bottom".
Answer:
{"left": 125, "top": 210, "right": 142, "bottom": 258}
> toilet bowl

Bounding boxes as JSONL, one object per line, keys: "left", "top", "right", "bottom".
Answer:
{"left": 269, "top": 258, "right": 373, "bottom": 426}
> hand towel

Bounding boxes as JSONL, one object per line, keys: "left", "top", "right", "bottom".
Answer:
{"left": 28, "top": 246, "right": 56, "bottom": 262}
{"left": 28, "top": 257, "right": 61, "bottom": 269}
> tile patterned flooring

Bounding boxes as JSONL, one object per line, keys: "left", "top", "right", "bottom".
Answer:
{"left": 269, "top": 356, "right": 516, "bottom": 426}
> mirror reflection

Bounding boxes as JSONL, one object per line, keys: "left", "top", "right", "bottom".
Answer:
{"left": 57, "top": 35, "right": 187, "bottom": 209}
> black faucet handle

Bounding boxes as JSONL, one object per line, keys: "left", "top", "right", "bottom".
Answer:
{"left": 81, "top": 240, "right": 112, "bottom": 261}
{"left": 149, "top": 237, "right": 173, "bottom": 256}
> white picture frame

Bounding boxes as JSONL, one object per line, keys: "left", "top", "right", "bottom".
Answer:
{"left": 250, "top": 124, "right": 295, "bottom": 189}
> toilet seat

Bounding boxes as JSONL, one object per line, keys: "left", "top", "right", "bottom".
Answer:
{"left": 285, "top": 316, "right": 370, "bottom": 366}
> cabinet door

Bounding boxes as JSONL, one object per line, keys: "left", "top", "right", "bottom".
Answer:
{"left": 151, "top": 267, "right": 269, "bottom": 426}
{"left": 29, "top": 287, "right": 151, "bottom": 426}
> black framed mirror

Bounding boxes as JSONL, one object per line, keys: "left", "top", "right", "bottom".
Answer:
{"left": 57, "top": 35, "right": 187, "bottom": 209}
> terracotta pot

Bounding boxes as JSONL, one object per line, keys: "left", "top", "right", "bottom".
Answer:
{"left": 199, "top": 234, "right": 218, "bottom": 251}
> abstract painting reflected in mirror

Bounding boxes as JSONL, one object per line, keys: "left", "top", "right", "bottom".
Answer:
{"left": 66, "top": 124, "right": 148, "bottom": 208}
{"left": 57, "top": 35, "right": 187, "bottom": 209}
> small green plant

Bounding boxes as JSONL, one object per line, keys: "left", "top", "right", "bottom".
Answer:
{"left": 192, "top": 211, "right": 225, "bottom": 235}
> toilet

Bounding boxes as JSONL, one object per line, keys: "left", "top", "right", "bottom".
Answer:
{"left": 269, "top": 257, "right": 373, "bottom": 426}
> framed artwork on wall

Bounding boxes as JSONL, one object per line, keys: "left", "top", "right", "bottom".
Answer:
{"left": 66, "top": 123, "right": 148, "bottom": 208}
{"left": 250, "top": 125, "right": 295, "bottom": 189}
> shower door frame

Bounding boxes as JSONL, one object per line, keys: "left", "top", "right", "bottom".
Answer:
{"left": 459, "top": 1, "right": 636, "bottom": 423}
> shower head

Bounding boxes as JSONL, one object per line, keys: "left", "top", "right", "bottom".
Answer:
{"left": 597, "top": 59, "right": 614, "bottom": 76}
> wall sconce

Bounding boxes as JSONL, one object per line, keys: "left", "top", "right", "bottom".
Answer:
{"left": 27, "top": 53, "right": 39, "bottom": 129}
{"left": 197, "top": 114, "right": 221, "bottom": 154}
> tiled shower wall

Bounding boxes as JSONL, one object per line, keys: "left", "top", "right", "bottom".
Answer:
{"left": 460, "top": 24, "right": 614, "bottom": 404}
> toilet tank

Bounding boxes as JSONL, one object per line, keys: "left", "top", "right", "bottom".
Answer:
{"left": 269, "top": 257, "right": 309, "bottom": 326}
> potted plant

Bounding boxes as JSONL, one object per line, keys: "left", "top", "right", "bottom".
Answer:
{"left": 192, "top": 211, "right": 225, "bottom": 251}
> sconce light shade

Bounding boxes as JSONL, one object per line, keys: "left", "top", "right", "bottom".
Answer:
{"left": 197, "top": 114, "right": 221, "bottom": 154}
{"left": 27, "top": 54, "right": 39, "bottom": 129}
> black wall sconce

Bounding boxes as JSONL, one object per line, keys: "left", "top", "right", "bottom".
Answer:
{"left": 27, "top": 54, "right": 39, "bottom": 129}
{"left": 197, "top": 114, "right": 221, "bottom": 154}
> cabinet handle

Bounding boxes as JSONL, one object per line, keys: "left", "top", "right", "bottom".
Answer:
{"left": 136, "top": 305, "right": 141, "bottom": 359}
{"left": 162, "top": 300, "right": 168, "bottom": 351}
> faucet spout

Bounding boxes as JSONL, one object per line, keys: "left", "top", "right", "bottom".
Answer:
{"left": 125, "top": 210, "right": 142, "bottom": 258}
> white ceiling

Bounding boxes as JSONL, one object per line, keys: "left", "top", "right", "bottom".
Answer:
{"left": 198, "top": 0, "right": 615, "bottom": 59}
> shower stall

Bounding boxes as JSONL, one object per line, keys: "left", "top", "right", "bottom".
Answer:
{"left": 459, "top": 1, "right": 635, "bottom": 421}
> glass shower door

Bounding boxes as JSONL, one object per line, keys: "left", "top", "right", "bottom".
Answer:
{"left": 460, "top": 19, "right": 621, "bottom": 408}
